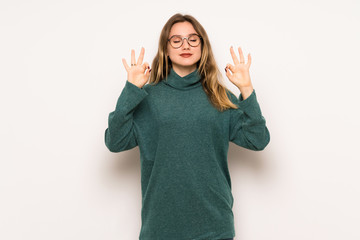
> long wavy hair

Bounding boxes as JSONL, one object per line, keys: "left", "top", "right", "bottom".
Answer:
{"left": 148, "top": 13, "right": 239, "bottom": 112}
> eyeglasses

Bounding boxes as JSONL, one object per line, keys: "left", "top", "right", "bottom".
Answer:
{"left": 168, "top": 34, "right": 202, "bottom": 49}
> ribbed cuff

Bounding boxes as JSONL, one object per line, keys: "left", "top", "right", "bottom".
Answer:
{"left": 238, "top": 89, "right": 256, "bottom": 108}
{"left": 237, "top": 89, "right": 263, "bottom": 116}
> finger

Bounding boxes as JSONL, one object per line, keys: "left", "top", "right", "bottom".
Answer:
{"left": 122, "top": 58, "right": 130, "bottom": 72}
{"left": 238, "top": 47, "right": 245, "bottom": 64}
{"left": 143, "top": 62, "right": 150, "bottom": 72}
{"left": 225, "top": 66, "right": 233, "bottom": 81}
{"left": 145, "top": 65, "right": 151, "bottom": 77}
{"left": 230, "top": 46, "right": 240, "bottom": 65}
{"left": 131, "top": 49, "right": 136, "bottom": 65}
{"left": 140, "top": 63, "right": 149, "bottom": 74}
{"left": 247, "top": 53, "right": 252, "bottom": 68}
{"left": 137, "top": 47, "right": 145, "bottom": 66}
{"left": 225, "top": 63, "right": 235, "bottom": 73}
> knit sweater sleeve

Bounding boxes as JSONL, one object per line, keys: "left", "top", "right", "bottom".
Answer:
{"left": 104, "top": 80, "right": 148, "bottom": 152}
{"left": 228, "top": 89, "right": 270, "bottom": 151}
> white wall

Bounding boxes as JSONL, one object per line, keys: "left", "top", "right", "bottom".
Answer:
{"left": 1, "top": 0, "right": 359, "bottom": 239}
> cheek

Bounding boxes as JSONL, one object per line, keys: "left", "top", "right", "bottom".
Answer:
{"left": 196, "top": 49, "right": 202, "bottom": 59}
{"left": 167, "top": 49, "right": 176, "bottom": 59}
{"left": 167, "top": 45, "right": 172, "bottom": 57}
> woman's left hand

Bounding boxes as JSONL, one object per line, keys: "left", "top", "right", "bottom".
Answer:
{"left": 225, "top": 46, "right": 253, "bottom": 90}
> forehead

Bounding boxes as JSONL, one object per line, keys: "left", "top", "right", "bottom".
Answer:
{"left": 169, "top": 21, "right": 198, "bottom": 36}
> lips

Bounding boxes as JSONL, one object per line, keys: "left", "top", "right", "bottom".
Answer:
{"left": 180, "top": 53, "right": 193, "bottom": 57}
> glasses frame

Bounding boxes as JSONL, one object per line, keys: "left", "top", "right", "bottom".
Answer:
{"left": 167, "top": 34, "right": 203, "bottom": 49}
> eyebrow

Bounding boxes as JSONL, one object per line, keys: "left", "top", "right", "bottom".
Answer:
{"left": 169, "top": 33, "right": 198, "bottom": 38}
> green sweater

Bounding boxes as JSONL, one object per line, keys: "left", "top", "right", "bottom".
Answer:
{"left": 104, "top": 67, "right": 270, "bottom": 240}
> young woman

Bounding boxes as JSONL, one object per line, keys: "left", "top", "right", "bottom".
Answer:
{"left": 105, "top": 13, "right": 270, "bottom": 240}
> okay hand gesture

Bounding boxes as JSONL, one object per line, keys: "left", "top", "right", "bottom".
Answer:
{"left": 122, "top": 47, "right": 151, "bottom": 88}
{"left": 225, "top": 46, "right": 253, "bottom": 89}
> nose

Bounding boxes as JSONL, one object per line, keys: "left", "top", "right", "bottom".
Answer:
{"left": 182, "top": 38, "right": 191, "bottom": 49}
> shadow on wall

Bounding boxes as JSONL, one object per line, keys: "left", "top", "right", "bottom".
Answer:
{"left": 103, "top": 148, "right": 141, "bottom": 189}
{"left": 228, "top": 142, "right": 272, "bottom": 177}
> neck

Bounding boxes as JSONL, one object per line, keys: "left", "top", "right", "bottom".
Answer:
{"left": 162, "top": 67, "right": 202, "bottom": 90}
{"left": 172, "top": 64, "right": 197, "bottom": 77}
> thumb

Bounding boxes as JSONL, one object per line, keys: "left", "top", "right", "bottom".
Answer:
{"left": 143, "top": 62, "right": 149, "bottom": 71}
{"left": 225, "top": 66, "right": 233, "bottom": 81}
{"left": 145, "top": 66, "right": 151, "bottom": 79}
{"left": 226, "top": 63, "right": 235, "bottom": 73}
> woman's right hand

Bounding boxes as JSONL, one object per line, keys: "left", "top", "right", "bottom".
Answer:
{"left": 122, "top": 47, "right": 151, "bottom": 88}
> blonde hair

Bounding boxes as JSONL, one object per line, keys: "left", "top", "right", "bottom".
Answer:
{"left": 149, "top": 13, "right": 239, "bottom": 112}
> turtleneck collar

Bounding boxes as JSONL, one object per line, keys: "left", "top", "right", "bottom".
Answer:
{"left": 163, "top": 67, "right": 202, "bottom": 90}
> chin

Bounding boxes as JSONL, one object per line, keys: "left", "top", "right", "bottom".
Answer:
{"left": 173, "top": 63, "right": 197, "bottom": 69}
{"left": 175, "top": 60, "right": 198, "bottom": 67}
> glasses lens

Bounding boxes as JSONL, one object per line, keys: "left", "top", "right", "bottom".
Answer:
{"left": 170, "top": 36, "right": 182, "bottom": 48}
{"left": 188, "top": 35, "right": 200, "bottom": 47}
